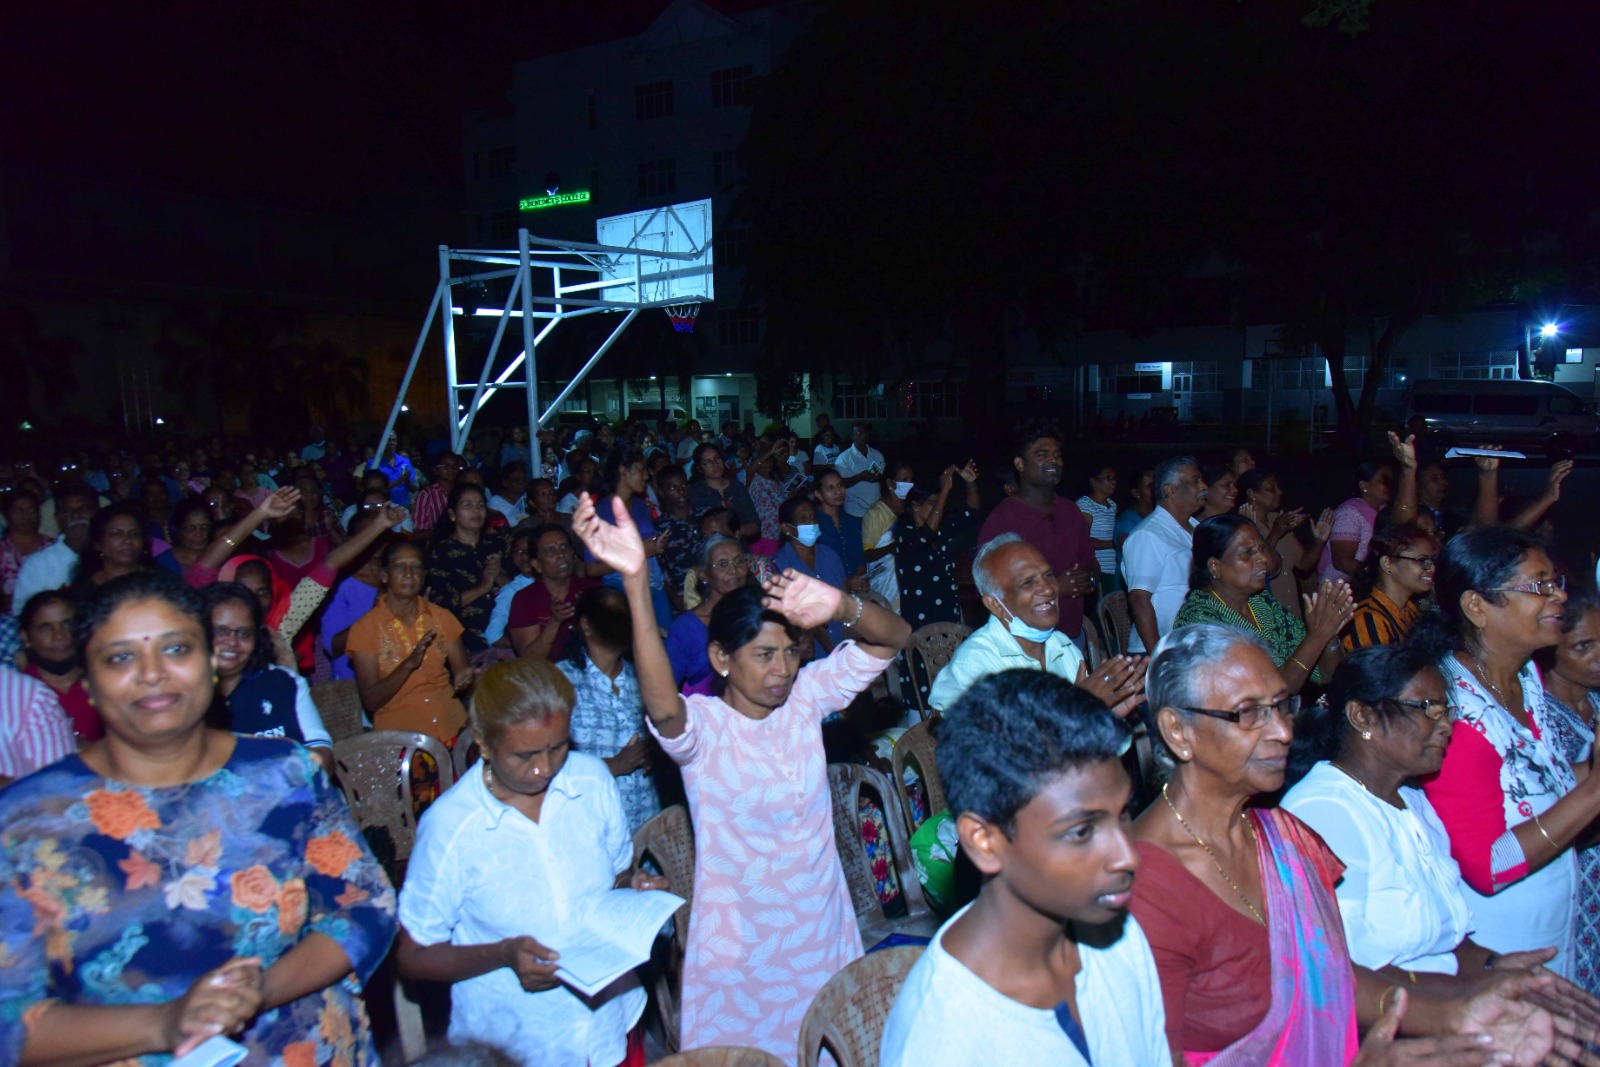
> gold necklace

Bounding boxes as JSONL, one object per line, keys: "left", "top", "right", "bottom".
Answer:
{"left": 1161, "top": 783, "right": 1265, "bottom": 925}
{"left": 1468, "top": 651, "right": 1516, "bottom": 711}
{"left": 1210, "top": 589, "right": 1262, "bottom": 631}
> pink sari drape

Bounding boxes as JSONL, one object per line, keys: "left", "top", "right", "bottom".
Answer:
{"left": 1186, "top": 808, "right": 1359, "bottom": 1066}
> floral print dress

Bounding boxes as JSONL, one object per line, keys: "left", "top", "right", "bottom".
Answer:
{"left": 1541, "top": 688, "right": 1600, "bottom": 995}
{"left": 0, "top": 737, "right": 398, "bottom": 1067}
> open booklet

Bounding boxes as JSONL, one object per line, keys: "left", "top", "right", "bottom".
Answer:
{"left": 554, "top": 888, "right": 687, "bottom": 997}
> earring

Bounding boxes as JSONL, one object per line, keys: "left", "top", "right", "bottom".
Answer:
{"left": 720, "top": 669, "right": 730, "bottom": 678}
{"left": 213, "top": 674, "right": 220, "bottom": 685}
{"left": 1361, "top": 730, "right": 1372, "bottom": 741}
{"left": 1179, "top": 749, "right": 1190, "bottom": 760}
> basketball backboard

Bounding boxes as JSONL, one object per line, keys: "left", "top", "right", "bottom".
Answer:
{"left": 594, "top": 198, "right": 714, "bottom": 306}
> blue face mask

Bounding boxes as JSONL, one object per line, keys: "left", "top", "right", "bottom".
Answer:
{"left": 793, "top": 523, "right": 822, "bottom": 547}
{"left": 1001, "top": 603, "right": 1056, "bottom": 643}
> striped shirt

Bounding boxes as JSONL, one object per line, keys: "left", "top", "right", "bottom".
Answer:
{"left": 0, "top": 669, "right": 76, "bottom": 779}
{"left": 1343, "top": 588, "right": 1422, "bottom": 651}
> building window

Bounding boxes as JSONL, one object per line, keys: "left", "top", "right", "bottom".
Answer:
{"left": 484, "top": 145, "right": 516, "bottom": 179}
{"left": 637, "top": 159, "right": 677, "bottom": 199}
{"left": 717, "top": 306, "right": 763, "bottom": 347}
{"left": 634, "top": 79, "right": 674, "bottom": 120}
{"left": 710, "top": 65, "right": 754, "bottom": 107}
{"left": 892, "top": 381, "right": 967, "bottom": 418}
{"left": 1102, "top": 366, "right": 1164, "bottom": 395}
{"left": 714, "top": 218, "right": 748, "bottom": 264}
{"left": 832, "top": 380, "right": 888, "bottom": 421}
{"left": 587, "top": 92, "right": 597, "bottom": 130}
{"left": 1253, "top": 356, "right": 1326, "bottom": 392}
{"left": 713, "top": 148, "right": 744, "bottom": 190}
{"left": 490, "top": 210, "right": 518, "bottom": 242}
{"left": 1429, "top": 351, "right": 1519, "bottom": 380}
{"left": 1171, "top": 360, "right": 1221, "bottom": 394}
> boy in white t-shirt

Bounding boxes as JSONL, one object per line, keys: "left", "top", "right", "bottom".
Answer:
{"left": 880, "top": 669, "right": 1169, "bottom": 1067}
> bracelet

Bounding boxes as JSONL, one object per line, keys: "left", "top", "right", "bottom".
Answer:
{"left": 1483, "top": 952, "right": 1499, "bottom": 971}
{"left": 223, "top": 536, "right": 239, "bottom": 548}
{"left": 1377, "top": 985, "right": 1401, "bottom": 1015}
{"left": 1532, "top": 810, "right": 1557, "bottom": 850}
{"left": 847, "top": 594, "right": 864, "bottom": 628}
{"left": 1290, "top": 657, "right": 1312, "bottom": 674}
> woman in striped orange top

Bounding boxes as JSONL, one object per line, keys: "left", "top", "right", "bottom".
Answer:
{"left": 1344, "top": 517, "right": 1438, "bottom": 650}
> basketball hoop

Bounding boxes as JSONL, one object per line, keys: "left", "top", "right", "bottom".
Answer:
{"left": 664, "top": 303, "right": 700, "bottom": 334}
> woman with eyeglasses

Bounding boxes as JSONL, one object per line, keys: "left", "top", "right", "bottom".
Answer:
{"left": 1172, "top": 514, "right": 1354, "bottom": 695}
{"left": 1132, "top": 623, "right": 1586, "bottom": 1065}
{"left": 664, "top": 535, "right": 751, "bottom": 691}
{"left": 1419, "top": 526, "right": 1600, "bottom": 984}
{"left": 1345, "top": 516, "right": 1440, "bottom": 651}
{"left": 1286, "top": 644, "right": 1600, "bottom": 1026}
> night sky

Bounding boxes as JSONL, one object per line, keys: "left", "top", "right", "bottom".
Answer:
{"left": 2, "top": 0, "right": 697, "bottom": 210}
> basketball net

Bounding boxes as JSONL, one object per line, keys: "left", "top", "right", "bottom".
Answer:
{"left": 664, "top": 303, "right": 700, "bottom": 334}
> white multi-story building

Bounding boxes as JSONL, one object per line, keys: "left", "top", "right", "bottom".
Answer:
{"left": 461, "top": 0, "right": 811, "bottom": 430}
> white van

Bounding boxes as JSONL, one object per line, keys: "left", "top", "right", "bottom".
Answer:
{"left": 1404, "top": 379, "right": 1598, "bottom": 451}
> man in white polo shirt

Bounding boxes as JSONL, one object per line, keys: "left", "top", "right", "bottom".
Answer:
{"left": 930, "top": 534, "right": 1143, "bottom": 716}
{"left": 1120, "top": 456, "right": 1207, "bottom": 653}
{"left": 831, "top": 421, "right": 884, "bottom": 518}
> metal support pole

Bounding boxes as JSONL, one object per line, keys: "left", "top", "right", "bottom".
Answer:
{"left": 456, "top": 270, "right": 526, "bottom": 446}
{"left": 440, "top": 247, "right": 466, "bottom": 453}
{"left": 376, "top": 278, "right": 447, "bottom": 462}
{"left": 521, "top": 229, "right": 539, "bottom": 445}
{"left": 539, "top": 310, "right": 640, "bottom": 426}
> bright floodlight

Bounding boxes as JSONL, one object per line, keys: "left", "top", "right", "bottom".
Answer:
{"left": 1541, "top": 323, "right": 1560, "bottom": 338}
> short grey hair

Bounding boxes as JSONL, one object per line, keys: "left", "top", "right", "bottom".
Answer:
{"left": 1145, "top": 622, "right": 1271, "bottom": 779}
{"left": 1152, "top": 455, "right": 1198, "bottom": 504}
{"left": 972, "top": 533, "right": 1027, "bottom": 599}
{"left": 696, "top": 533, "right": 741, "bottom": 569}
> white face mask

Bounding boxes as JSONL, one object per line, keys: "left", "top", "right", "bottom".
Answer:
{"left": 893, "top": 481, "right": 914, "bottom": 499}
{"left": 793, "top": 523, "right": 822, "bottom": 547}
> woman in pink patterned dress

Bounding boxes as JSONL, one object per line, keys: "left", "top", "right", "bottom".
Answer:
{"left": 574, "top": 491, "right": 910, "bottom": 1064}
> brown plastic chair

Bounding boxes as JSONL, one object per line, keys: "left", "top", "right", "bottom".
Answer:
{"left": 652, "top": 1048, "right": 786, "bottom": 1067}
{"left": 452, "top": 724, "right": 481, "bottom": 782}
{"left": 796, "top": 945, "right": 925, "bottom": 1067}
{"left": 311, "top": 678, "right": 367, "bottom": 743}
{"left": 632, "top": 804, "right": 696, "bottom": 1052}
{"left": 1082, "top": 614, "right": 1108, "bottom": 671}
{"left": 889, "top": 721, "right": 943, "bottom": 830}
{"left": 1098, "top": 590, "right": 1132, "bottom": 658}
{"left": 827, "top": 763, "right": 938, "bottom": 949}
{"left": 330, "top": 730, "right": 454, "bottom": 1065}
{"left": 904, "top": 623, "right": 971, "bottom": 719}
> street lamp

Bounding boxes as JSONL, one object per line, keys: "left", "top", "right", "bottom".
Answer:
{"left": 1526, "top": 321, "right": 1562, "bottom": 378}
{"left": 1542, "top": 323, "right": 1561, "bottom": 338}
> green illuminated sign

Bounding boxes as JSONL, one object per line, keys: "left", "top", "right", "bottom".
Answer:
{"left": 519, "top": 190, "right": 591, "bottom": 210}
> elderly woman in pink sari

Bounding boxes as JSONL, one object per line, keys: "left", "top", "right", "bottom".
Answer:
{"left": 573, "top": 491, "right": 909, "bottom": 1065}
{"left": 1131, "top": 623, "right": 1592, "bottom": 1067}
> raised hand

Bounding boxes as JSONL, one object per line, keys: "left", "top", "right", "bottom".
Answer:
{"left": 762, "top": 568, "right": 844, "bottom": 629}
{"left": 940, "top": 466, "right": 956, "bottom": 493}
{"left": 1472, "top": 445, "right": 1504, "bottom": 472}
{"left": 259, "top": 487, "right": 303, "bottom": 521}
{"left": 1304, "top": 579, "right": 1355, "bottom": 640}
{"left": 1311, "top": 507, "right": 1334, "bottom": 543}
{"left": 1388, "top": 430, "right": 1419, "bottom": 470}
{"left": 1544, "top": 460, "right": 1575, "bottom": 501}
{"left": 958, "top": 459, "right": 980, "bottom": 483}
{"left": 573, "top": 493, "right": 646, "bottom": 580}
{"left": 406, "top": 630, "right": 438, "bottom": 672}
{"left": 501, "top": 935, "right": 562, "bottom": 993}
{"left": 164, "top": 957, "right": 264, "bottom": 1056}
{"left": 381, "top": 503, "right": 409, "bottom": 529}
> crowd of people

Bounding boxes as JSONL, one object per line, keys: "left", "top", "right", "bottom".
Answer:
{"left": 1, "top": 410, "right": 1598, "bottom": 1067}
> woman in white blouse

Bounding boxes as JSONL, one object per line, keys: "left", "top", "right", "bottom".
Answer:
{"left": 1284, "top": 643, "right": 1600, "bottom": 1024}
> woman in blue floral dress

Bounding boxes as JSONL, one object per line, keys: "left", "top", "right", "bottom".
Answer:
{"left": 0, "top": 570, "right": 396, "bottom": 1067}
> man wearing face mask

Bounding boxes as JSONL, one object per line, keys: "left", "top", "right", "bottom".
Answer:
{"left": 774, "top": 495, "right": 848, "bottom": 646}
{"left": 930, "top": 534, "right": 1145, "bottom": 717}
{"left": 10, "top": 485, "right": 98, "bottom": 617}
{"left": 859, "top": 464, "right": 911, "bottom": 613}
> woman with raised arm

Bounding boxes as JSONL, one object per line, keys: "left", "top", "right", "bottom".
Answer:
{"left": 573, "top": 491, "right": 911, "bottom": 1065}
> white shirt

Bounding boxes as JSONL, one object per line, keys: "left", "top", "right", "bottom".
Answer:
{"left": 880, "top": 905, "right": 1169, "bottom": 1067}
{"left": 10, "top": 540, "right": 76, "bottom": 617}
{"left": 1119, "top": 507, "right": 1193, "bottom": 652}
{"left": 398, "top": 752, "right": 644, "bottom": 1067}
{"left": 928, "top": 614, "right": 1085, "bottom": 712}
{"left": 485, "top": 574, "right": 535, "bottom": 647}
{"left": 1283, "top": 763, "right": 1473, "bottom": 974}
{"left": 488, "top": 493, "right": 526, "bottom": 527}
{"left": 812, "top": 442, "right": 842, "bottom": 468}
{"left": 832, "top": 443, "right": 884, "bottom": 517}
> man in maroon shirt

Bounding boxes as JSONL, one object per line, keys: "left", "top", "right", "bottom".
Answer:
{"left": 978, "top": 420, "right": 1098, "bottom": 642}
{"left": 506, "top": 524, "right": 598, "bottom": 659}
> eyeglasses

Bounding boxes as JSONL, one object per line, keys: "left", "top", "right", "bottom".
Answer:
{"left": 1489, "top": 576, "right": 1567, "bottom": 597}
{"left": 708, "top": 555, "right": 753, "bottom": 572}
{"left": 1394, "top": 555, "right": 1437, "bottom": 569}
{"left": 212, "top": 626, "right": 255, "bottom": 642}
{"left": 1179, "top": 695, "right": 1300, "bottom": 730}
{"left": 1383, "top": 697, "right": 1451, "bottom": 721}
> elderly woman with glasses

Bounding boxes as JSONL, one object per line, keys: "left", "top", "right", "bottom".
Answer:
{"left": 1284, "top": 644, "right": 1600, "bottom": 1038}
{"left": 1130, "top": 623, "right": 1581, "bottom": 1066}
{"left": 1345, "top": 516, "right": 1440, "bottom": 651}
{"left": 1420, "top": 526, "right": 1600, "bottom": 986}
{"left": 664, "top": 535, "right": 751, "bottom": 692}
